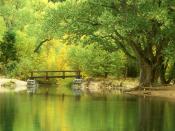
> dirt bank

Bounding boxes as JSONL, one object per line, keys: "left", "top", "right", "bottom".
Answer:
{"left": 81, "top": 78, "right": 138, "bottom": 94}
{"left": 0, "top": 76, "right": 27, "bottom": 92}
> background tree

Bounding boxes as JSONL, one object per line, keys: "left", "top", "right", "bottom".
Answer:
{"left": 67, "top": 44, "right": 126, "bottom": 77}
{"left": 0, "top": 30, "right": 18, "bottom": 74}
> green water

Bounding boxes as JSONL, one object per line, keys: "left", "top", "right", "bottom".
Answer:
{"left": 0, "top": 87, "right": 175, "bottom": 131}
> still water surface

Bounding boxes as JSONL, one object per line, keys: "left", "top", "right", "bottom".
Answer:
{"left": 0, "top": 87, "right": 175, "bottom": 131}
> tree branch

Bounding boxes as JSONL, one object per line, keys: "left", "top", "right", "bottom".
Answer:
{"left": 115, "top": 39, "right": 136, "bottom": 60}
{"left": 34, "top": 38, "right": 52, "bottom": 53}
{"left": 109, "top": 30, "right": 151, "bottom": 63}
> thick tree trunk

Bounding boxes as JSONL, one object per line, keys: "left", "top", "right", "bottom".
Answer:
{"left": 139, "top": 59, "right": 172, "bottom": 87}
{"left": 160, "top": 65, "right": 167, "bottom": 84}
{"left": 139, "top": 61, "right": 154, "bottom": 87}
{"left": 139, "top": 59, "right": 161, "bottom": 87}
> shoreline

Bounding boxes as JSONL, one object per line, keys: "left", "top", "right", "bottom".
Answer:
{"left": 0, "top": 77, "right": 27, "bottom": 92}
{"left": 125, "top": 85, "right": 175, "bottom": 100}
{"left": 80, "top": 78, "right": 175, "bottom": 100}
{"left": 1, "top": 76, "right": 175, "bottom": 101}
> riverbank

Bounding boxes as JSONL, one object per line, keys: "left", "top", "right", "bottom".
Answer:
{"left": 125, "top": 85, "right": 175, "bottom": 100}
{"left": 1, "top": 76, "right": 175, "bottom": 101}
{"left": 81, "top": 78, "right": 175, "bottom": 100}
{"left": 0, "top": 76, "right": 27, "bottom": 92}
{"left": 81, "top": 78, "right": 138, "bottom": 94}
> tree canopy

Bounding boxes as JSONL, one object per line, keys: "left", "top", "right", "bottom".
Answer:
{"left": 42, "top": 0, "right": 175, "bottom": 86}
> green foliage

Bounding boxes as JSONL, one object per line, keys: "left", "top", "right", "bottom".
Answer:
{"left": 167, "top": 63, "right": 175, "bottom": 81}
{"left": 43, "top": 0, "right": 175, "bottom": 51}
{"left": 0, "top": 16, "right": 6, "bottom": 41}
{"left": 0, "top": 0, "right": 52, "bottom": 78}
{"left": 0, "top": 31, "right": 17, "bottom": 62}
{"left": 164, "top": 43, "right": 175, "bottom": 80}
{"left": 7, "top": 31, "right": 44, "bottom": 78}
{"left": 164, "top": 43, "right": 175, "bottom": 61}
{"left": 68, "top": 44, "right": 126, "bottom": 77}
{"left": 0, "top": 0, "right": 129, "bottom": 80}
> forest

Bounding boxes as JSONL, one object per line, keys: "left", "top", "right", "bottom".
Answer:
{"left": 1, "top": 1, "right": 175, "bottom": 131}
{"left": 0, "top": 0, "right": 175, "bottom": 87}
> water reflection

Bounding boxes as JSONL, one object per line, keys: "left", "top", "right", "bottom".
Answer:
{"left": 137, "top": 98, "right": 175, "bottom": 131}
{"left": 0, "top": 94, "right": 16, "bottom": 131}
{"left": 0, "top": 93, "right": 175, "bottom": 131}
{"left": 27, "top": 87, "right": 38, "bottom": 94}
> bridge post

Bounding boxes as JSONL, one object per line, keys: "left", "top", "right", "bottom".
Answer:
{"left": 62, "top": 71, "right": 65, "bottom": 79}
{"left": 31, "top": 72, "right": 33, "bottom": 79}
{"left": 46, "top": 71, "right": 48, "bottom": 80}
{"left": 76, "top": 71, "right": 81, "bottom": 79}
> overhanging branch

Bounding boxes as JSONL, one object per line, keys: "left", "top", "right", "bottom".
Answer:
{"left": 34, "top": 38, "right": 52, "bottom": 53}
{"left": 113, "top": 30, "right": 151, "bottom": 63}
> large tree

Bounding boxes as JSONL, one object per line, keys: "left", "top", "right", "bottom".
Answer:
{"left": 42, "top": 0, "right": 175, "bottom": 87}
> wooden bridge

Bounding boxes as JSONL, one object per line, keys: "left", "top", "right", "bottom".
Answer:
{"left": 29, "top": 70, "right": 81, "bottom": 80}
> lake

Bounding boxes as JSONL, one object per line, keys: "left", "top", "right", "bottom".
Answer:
{"left": 0, "top": 86, "right": 175, "bottom": 131}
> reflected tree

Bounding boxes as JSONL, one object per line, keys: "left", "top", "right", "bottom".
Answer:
{"left": 137, "top": 97, "right": 165, "bottom": 131}
{"left": 0, "top": 95, "right": 16, "bottom": 131}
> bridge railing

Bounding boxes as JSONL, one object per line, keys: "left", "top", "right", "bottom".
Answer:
{"left": 29, "top": 70, "right": 81, "bottom": 79}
